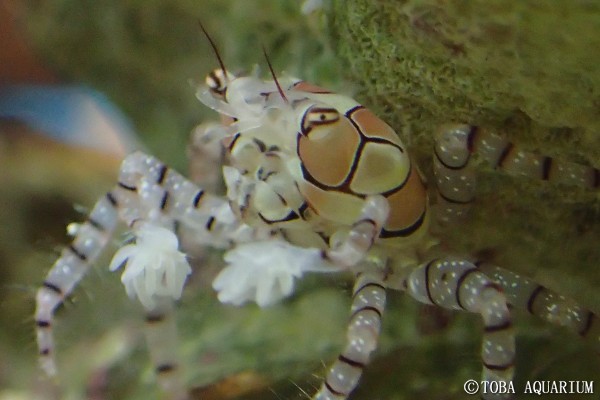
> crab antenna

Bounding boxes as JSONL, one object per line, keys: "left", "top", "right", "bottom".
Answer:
{"left": 262, "top": 46, "right": 289, "bottom": 104}
{"left": 198, "top": 20, "right": 228, "bottom": 80}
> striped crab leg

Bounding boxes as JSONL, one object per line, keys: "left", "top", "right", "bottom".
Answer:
{"left": 476, "top": 262, "right": 599, "bottom": 346}
{"left": 143, "top": 298, "right": 188, "bottom": 400}
{"left": 323, "top": 195, "right": 390, "bottom": 268}
{"left": 35, "top": 189, "right": 121, "bottom": 376}
{"left": 34, "top": 151, "right": 239, "bottom": 398}
{"left": 34, "top": 152, "right": 180, "bottom": 377}
{"left": 404, "top": 257, "right": 515, "bottom": 400}
{"left": 433, "top": 124, "right": 599, "bottom": 224}
{"left": 312, "top": 270, "right": 387, "bottom": 400}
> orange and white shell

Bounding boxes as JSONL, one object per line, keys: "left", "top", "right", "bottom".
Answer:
{"left": 290, "top": 81, "right": 429, "bottom": 244}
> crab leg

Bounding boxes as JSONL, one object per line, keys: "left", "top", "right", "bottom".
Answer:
{"left": 144, "top": 298, "right": 188, "bottom": 400}
{"left": 35, "top": 190, "right": 121, "bottom": 376}
{"left": 476, "top": 262, "right": 599, "bottom": 345}
{"left": 324, "top": 195, "right": 389, "bottom": 267}
{"left": 35, "top": 151, "right": 239, "bottom": 396}
{"left": 433, "top": 124, "right": 599, "bottom": 224}
{"left": 405, "top": 257, "right": 515, "bottom": 400}
{"left": 313, "top": 270, "right": 387, "bottom": 400}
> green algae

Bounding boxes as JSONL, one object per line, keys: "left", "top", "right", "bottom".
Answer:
{"left": 329, "top": 0, "right": 600, "bottom": 301}
{"left": 330, "top": 1, "right": 600, "bottom": 139}
{"left": 326, "top": 3, "right": 600, "bottom": 395}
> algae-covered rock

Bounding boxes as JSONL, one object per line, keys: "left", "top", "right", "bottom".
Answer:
{"left": 329, "top": 0, "right": 600, "bottom": 302}
{"left": 326, "top": 2, "right": 600, "bottom": 397}
{"left": 330, "top": 1, "right": 600, "bottom": 141}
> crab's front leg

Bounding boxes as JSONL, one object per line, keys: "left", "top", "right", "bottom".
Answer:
{"left": 35, "top": 190, "right": 120, "bottom": 376}
{"left": 211, "top": 195, "right": 390, "bottom": 400}
{"left": 322, "top": 196, "right": 390, "bottom": 268}
{"left": 34, "top": 150, "right": 161, "bottom": 376}
{"left": 35, "top": 150, "right": 240, "bottom": 398}
{"left": 34, "top": 152, "right": 187, "bottom": 386}
{"left": 310, "top": 196, "right": 390, "bottom": 400}
{"left": 404, "top": 258, "right": 515, "bottom": 400}
{"left": 106, "top": 152, "right": 248, "bottom": 399}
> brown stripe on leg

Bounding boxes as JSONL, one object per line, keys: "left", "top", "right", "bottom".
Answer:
{"left": 156, "top": 363, "right": 177, "bottom": 374}
{"left": 312, "top": 272, "right": 386, "bottom": 400}
{"left": 495, "top": 142, "right": 515, "bottom": 169}
{"left": 42, "top": 281, "right": 63, "bottom": 296}
{"left": 579, "top": 312, "right": 595, "bottom": 337}
{"left": 454, "top": 267, "right": 480, "bottom": 310}
{"left": 483, "top": 359, "right": 515, "bottom": 372}
{"left": 143, "top": 298, "right": 187, "bottom": 399}
{"left": 526, "top": 285, "right": 544, "bottom": 314}
{"left": 541, "top": 156, "right": 553, "bottom": 180}
{"left": 484, "top": 320, "right": 513, "bottom": 334}
{"left": 146, "top": 313, "right": 166, "bottom": 324}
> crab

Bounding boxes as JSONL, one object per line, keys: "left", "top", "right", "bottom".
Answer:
{"left": 34, "top": 27, "right": 599, "bottom": 400}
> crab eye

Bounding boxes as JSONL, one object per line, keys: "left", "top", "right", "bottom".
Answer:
{"left": 301, "top": 106, "right": 340, "bottom": 135}
{"left": 205, "top": 68, "right": 229, "bottom": 97}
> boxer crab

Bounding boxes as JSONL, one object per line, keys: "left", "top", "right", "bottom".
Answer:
{"left": 34, "top": 31, "right": 599, "bottom": 400}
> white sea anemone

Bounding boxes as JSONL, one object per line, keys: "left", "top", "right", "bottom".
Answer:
{"left": 109, "top": 223, "right": 192, "bottom": 310}
{"left": 212, "top": 239, "right": 336, "bottom": 307}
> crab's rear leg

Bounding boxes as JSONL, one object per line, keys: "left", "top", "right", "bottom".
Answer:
{"left": 405, "top": 258, "right": 515, "bottom": 400}
{"left": 433, "top": 124, "right": 599, "bottom": 224}
{"left": 312, "top": 270, "right": 387, "bottom": 400}
{"left": 144, "top": 297, "right": 188, "bottom": 400}
{"left": 476, "top": 262, "right": 599, "bottom": 346}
